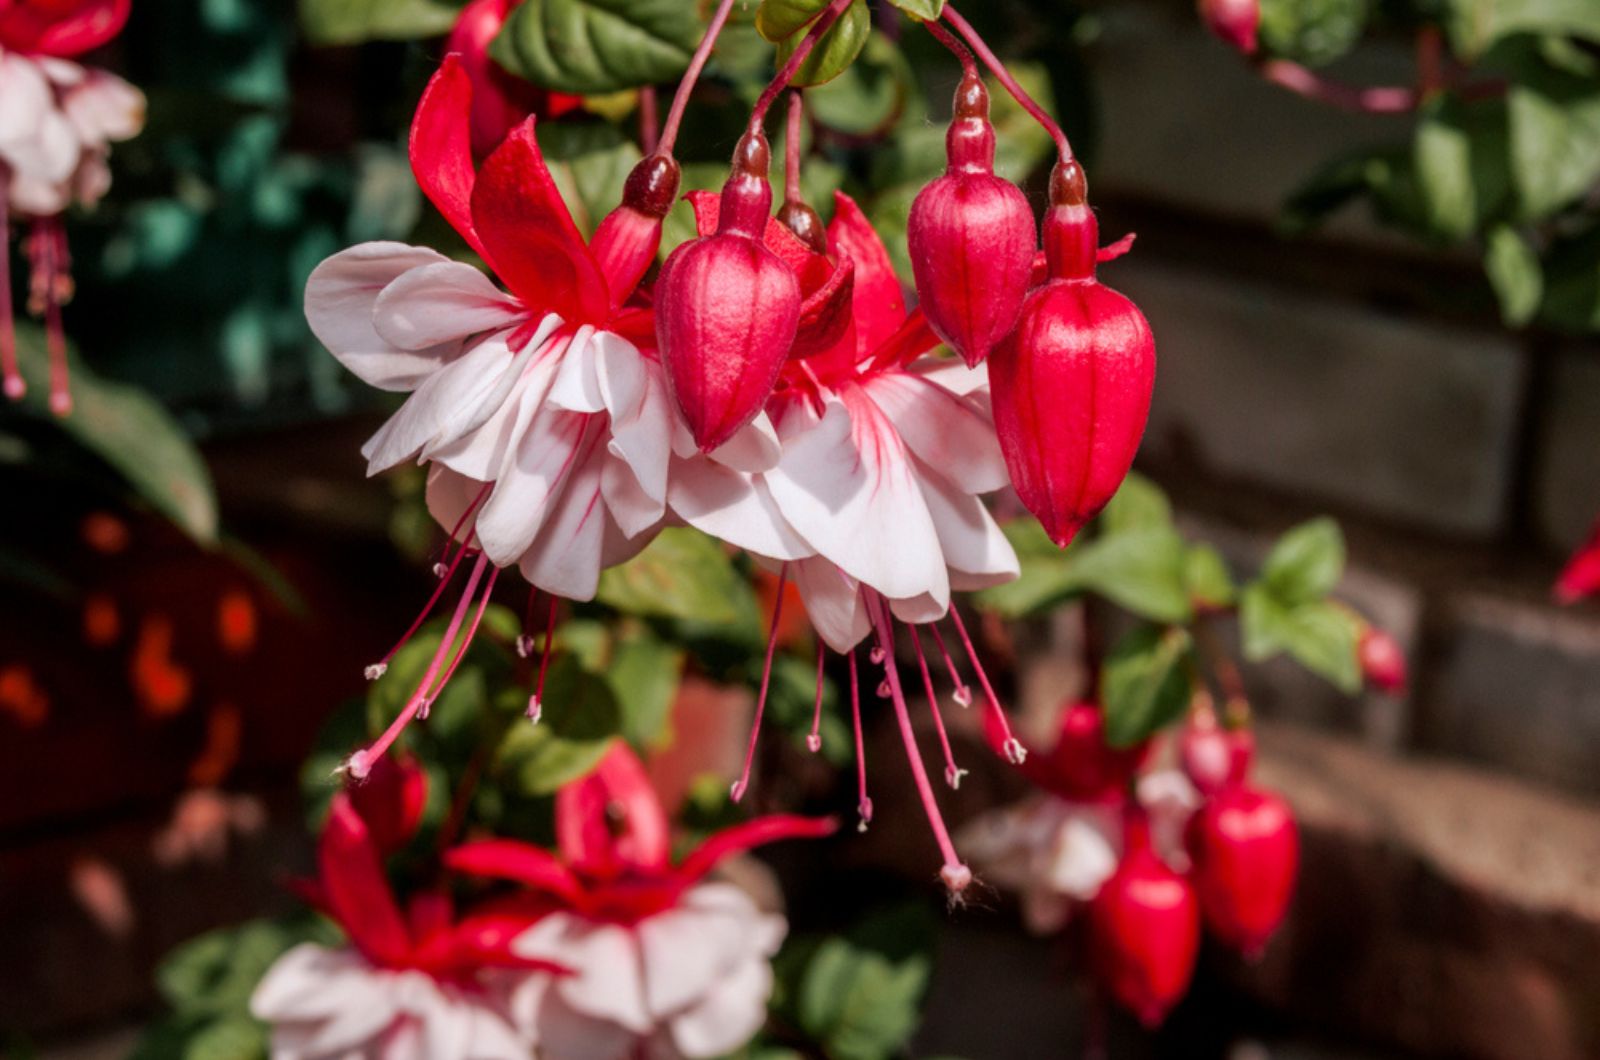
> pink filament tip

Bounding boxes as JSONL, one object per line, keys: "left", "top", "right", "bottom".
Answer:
{"left": 516, "top": 634, "right": 535, "bottom": 659}
{"left": 345, "top": 750, "right": 372, "bottom": 780}
{"left": 940, "top": 863, "right": 974, "bottom": 894}
{"left": 3, "top": 376, "right": 23, "bottom": 400}
{"left": 953, "top": 685, "right": 973, "bottom": 707}
{"left": 869, "top": 646, "right": 886, "bottom": 664}
{"left": 364, "top": 663, "right": 387, "bottom": 681}
{"left": 857, "top": 798, "right": 874, "bottom": 832}
{"left": 526, "top": 695, "right": 542, "bottom": 723}
{"left": 806, "top": 733, "right": 822, "bottom": 753}
{"left": 945, "top": 765, "right": 967, "bottom": 790}
{"left": 1003, "top": 737, "right": 1027, "bottom": 764}
{"left": 730, "top": 779, "right": 748, "bottom": 802}
{"left": 876, "top": 680, "right": 891, "bottom": 698}
{"left": 432, "top": 562, "right": 449, "bottom": 578}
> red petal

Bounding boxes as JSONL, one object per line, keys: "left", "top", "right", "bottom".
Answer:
{"left": 319, "top": 795, "right": 411, "bottom": 966}
{"left": 347, "top": 751, "right": 428, "bottom": 854}
{"left": 444, "top": 839, "right": 584, "bottom": 903}
{"left": 556, "top": 743, "right": 671, "bottom": 874}
{"left": 675, "top": 814, "right": 835, "bottom": 882}
{"left": 471, "top": 118, "right": 609, "bottom": 324}
{"left": 792, "top": 252, "right": 854, "bottom": 359}
{"left": 685, "top": 189, "right": 830, "bottom": 289}
{"left": 863, "top": 309, "right": 941, "bottom": 373}
{"left": 424, "top": 912, "right": 572, "bottom": 975}
{"left": 411, "top": 56, "right": 485, "bottom": 258}
{"left": 1098, "top": 233, "right": 1137, "bottom": 262}
{"left": 0, "top": 0, "right": 129, "bottom": 56}
{"left": 828, "top": 192, "right": 905, "bottom": 353}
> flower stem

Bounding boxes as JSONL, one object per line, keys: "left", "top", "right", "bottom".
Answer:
{"left": 748, "top": 0, "right": 856, "bottom": 134}
{"left": 657, "top": 0, "right": 740, "bottom": 156}
{"left": 923, "top": 17, "right": 978, "bottom": 81}
{"left": 942, "top": 5, "right": 1072, "bottom": 162}
{"left": 784, "top": 90, "right": 804, "bottom": 204}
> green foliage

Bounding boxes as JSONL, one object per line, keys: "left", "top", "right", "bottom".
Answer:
{"left": 1484, "top": 222, "right": 1544, "bottom": 325}
{"left": 1241, "top": 518, "right": 1361, "bottom": 692}
{"left": 1259, "top": 517, "right": 1345, "bottom": 605}
{"left": 1444, "top": 0, "right": 1600, "bottom": 60}
{"left": 298, "top": 0, "right": 462, "bottom": 44}
{"left": 492, "top": 655, "right": 621, "bottom": 795}
{"left": 1100, "top": 625, "right": 1194, "bottom": 748}
{"left": 773, "top": 0, "right": 871, "bottom": 87}
{"left": 1257, "top": 0, "right": 1368, "bottom": 67}
{"left": 539, "top": 122, "right": 644, "bottom": 236}
{"left": 597, "top": 527, "right": 762, "bottom": 631}
{"left": 490, "top": 0, "right": 702, "bottom": 94}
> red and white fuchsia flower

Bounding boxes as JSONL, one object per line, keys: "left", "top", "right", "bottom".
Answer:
{"left": 0, "top": 0, "right": 143, "bottom": 412}
{"left": 445, "top": 745, "right": 832, "bottom": 1059}
{"left": 251, "top": 756, "right": 563, "bottom": 1059}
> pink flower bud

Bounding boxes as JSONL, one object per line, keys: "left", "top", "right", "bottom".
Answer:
{"left": 591, "top": 152, "right": 680, "bottom": 310}
{"left": 1090, "top": 810, "right": 1200, "bottom": 1026}
{"left": 657, "top": 132, "right": 801, "bottom": 451}
{"left": 1045, "top": 700, "right": 1148, "bottom": 801}
{"left": 1357, "top": 626, "right": 1407, "bottom": 694}
{"left": 1198, "top": 0, "right": 1260, "bottom": 54}
{"left": 989, "top": 161, "right": 1156, "bottom": 547}
{"left": 907, "top": 74, "right": 1035, "bottom": 368}
{"left": 1179, "top": 716, "right": 1254, "bottom": 795}
{"left": 1185, "top": 785, "right": 1297, "bottom": 957}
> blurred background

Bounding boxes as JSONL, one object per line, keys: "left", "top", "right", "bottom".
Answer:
{"left": 1, "top": 0, "right": 1598, "bottom": 1057}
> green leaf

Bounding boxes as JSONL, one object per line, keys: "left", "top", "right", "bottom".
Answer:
{"left": 1484, "top": 223, "right": 1544, "bottom": 326}
{"left": 539, "top": 123, "right": 643, "bottom": 236}
{"left": 1445, "top": 0, "right": 1600, "bottom": 60}
{"left": 1100, "top": 626, "right": 1194, "bottom": 748}
{"left": 1279, "top": 148, "right": 1390, "bottom": 235}
{"left": 755, "top": 0, "right": 830, "bottom": 43}
{"left": 12, "top": 325, "right": 217, "bottom": 543}
{"left": 1184, "top": 544, "right": 1237, "bottom": 610}
{"left": 973, "top": 519, "right": 1080, "bottom": 618}
{"left": 297, "top": 0, "right": 460, "bottom": 45}
{"left": 182, "top": 1016, "right": 269, "bottom": 1060}
{"left": 1507, "top": 67, "right": 1600, "bottom": 220}
{"left": 1413, "top": 96, "right": 1511, "bottom": 241}
{"left": 806, "top": 32, "right": 913, "bottom": 136}
{"left": 1098, "top": 471, "right": 1174, "bottom": 536}
{"left": 1070, "top": 528, "right": 1193, "bottom": 624}
{"left": 1239, "top": 587, "right": 1362, "bottom": 692}
{"left": 1260, "top": 517, "right": 1345, "bottom": 605}
{"left": 490, "top": 0, "right": 701, "bottom": 95}
{"left": 1257, "top": 0, "right": 1368, "bottom": 67}
{"left": 773, "top": 0, "right": 869, "bottom": 88}
{"left": 157, "top": 918, "right": 330, "bottom": 1017}
{"left": 597, "top": 528, "right": 758, "bottom": 626}
{"left": 605, "top": 629, "right": 684, "bottom": 750}
{"left": 1540, "top": 221, "right": 1600, "bottom": 331}
{"left": 796, "top": 939, "right": 930, "bottom": 1060}
{"left": 885, "top": 0, "right": 943, "bottom": 19}
{"left": 492, "top": 655, "right": 620, "bottom": 795}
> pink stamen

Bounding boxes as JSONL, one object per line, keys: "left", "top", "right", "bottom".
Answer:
{"left": 435, "top": 481, "right": 492, "bottom": 572}
{"left": 418, "top": 565, "right": 500, "bottom": 719}
{"left": 36, "top": 221, "right": 70, "bottom": 416}
{"left": 0, "top": 184, "right": 21, "bottom": 402}
{"left": 806, "top": 639, "right": 825, "bottom": 753}
{"left": 517, "top": 587, "right": 541, "bottom": 658}
{"left": 366, "top": 535, "right": 482, "bottom": 679}
{"left": 731, "top": 562, "right": 789, "bottom": 802}
{"left": 948, "top": 606, "right": 1026, "bottom": 764}
{"left": 927, "top": 624, "right": 973, "bottom": 707}
{"left": 910, "top": 626, "right": 965, "bottom": 790}
{"left": 348, "top": 552, "right": 491, "bottom": 778}
{"left": 848, "top": 651, "right": 871, "bottom": 830}
{"left": 867, "top": 592, "right": 971, "bottom": 894}
{"left": 528, "top": 594, "right": 559, "bottom": 722}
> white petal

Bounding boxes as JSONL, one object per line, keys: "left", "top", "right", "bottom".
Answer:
{"left": 471, "top": 408, "right": 591, "bottom": 564}
{"left": 0, "top": 55, "right": 49, "bottom": 146}
{"left": 251, "top": 945, "right": 369, "bottom": 1022}
{"left": 518, "top": 917, "right": 653, "bottom": 1033}
{"left": 635, "top": 884, "right": 769, "bottom": 1018}
{"left": 790, "top": 557, "right": 870, "bottom": 653}
{"left": 913, "top": 458, "right": 1019, "bottom": 588}
{"left": 602, "top": 453, "right": 665, "bottom": 540}
{"left": 666, "top": 457, "right": 812, "bottom": 562}
{"left": 864, "top": 370, "right": 1009, "bottom": 495}
{"left": 63, "top": 71, "right": 144, "bottom": 144}
{"left": 886, "top": 590, "right": 949, "bottom": 627}
{"left": 305, "top": 243, "right": 458, "bottom": 391}
{"left": 597, "top": 334, "right": 670, "bottom": 517}
{"left": 765, "top": 391, "right": 948, "bottom": 606}
{"left": 531, "top": 991, "right": 637, "bottom": 1060}
{"left": 910, "top": 356, "right": 989, "bottom": 397}
{"left": 707, "top": 411, "right": 781, "bottom": 473}
{"left": 1044, "top": 806, "right": 1120, "bottom": 900}
{"left": 361, "top": 330, "right": 528, "bottom": 474}
{"left": 372, "top": 261, "right": 527, "bottom": 351}
{"left": 667, "top": 957, "right": 773, "bottom": 1058}
{"left": 548, "top": 326, "right": 605, "bottom": 412}
{"left": 517, "top": 428, "right": 611, "bottom": 600}
{"left": 431, "top": 341, "right": 563, "bottom": 483}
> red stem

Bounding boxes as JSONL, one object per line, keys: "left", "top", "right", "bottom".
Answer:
{"left": 639, "top": 84, "right": 659, "bottom": 154}
{"left": 657, "top": 0, "right": 740, "bottom": 155}
{"left": 748, "top": 0, "right": 856, "bottom": 134}
{"left": 784, "top": 91, "right": 804, "bottom": 203}
{"left": 1257, "top": 57, "right": 1507, "bottom": 114}
{"left": 923, "top": 17, "right": 978, "bottom": 81}
{"left": 942, "top": 5, "right": 1072, "bottom": 161}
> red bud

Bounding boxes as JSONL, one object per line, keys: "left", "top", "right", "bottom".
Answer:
{"left": 1090, "top": 812, "right": 1200, "bottom": 1026}
{"left": 1046, "top": 701, "right": 1149, "bottom": 801}
{"left": 907, "top": 74, "right": 1035, "bottom": 368}
{"left": 1198, "top": 0, "right": 1260, "bottom": 54}
{"left": 1179, "top": 716, "right": 1254, "bottom": 796}
{"left": 656, "top": 132, "right": 801, "bottom": 451}
{"left": 1357, "top": 626, "right": 1407, "bottom": 694}
{"left": 347, "top": 752, "right": 428, "bottom": 854}
{"left": 989, "top": 161, "right": 1155, "bottom": 547}
{"left": 591, "top": 152, "right": 680, "bottom": 310}
{"left": 1185, "top": 786, "right": 1297, "bottom": 957}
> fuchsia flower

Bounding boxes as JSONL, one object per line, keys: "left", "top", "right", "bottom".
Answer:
{"left": 446, "top": 745, "right": 833, "bottom": 1059}
{"left": 0, "top": 0, "right": 143, "bottom": 413}
{"left": 445, "top": 0, "right": 582, "bottom": 161}
{"left": 1555, "top": 518, "right": 1600, "bottom": 605}
{"left": 251, "top": 756, "right": 565, "bottom": 1059}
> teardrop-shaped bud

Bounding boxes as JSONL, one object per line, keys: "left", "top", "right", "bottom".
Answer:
{"left": 1046, "top": 700, "right": 1149, "bottom": 801}
{"left": 657, "top": 132, "right": 801, "bottom": 452}
{"left": 1184, "top": 785, "right": 1298, "bottom": 957}
{"left": 346, "top": 751, "right": 429, "bottom": 855}
{"left": 591, "top": 152, "right": 680, "bottom": 310}
{"left": 1357, "top": 625, "right": 1408, "bottom": 693}
{"left": 1179, "top": 712, "right": 1254, "bottom": 796}
{"left": 989, "top": 161, "right": 1155, "bottom": 547}
{"left": 907, "top": 74, "right": 1035, "bottom": 368}
{"left": 1090, "top": 812, "right": 1200, "bottom": 1026}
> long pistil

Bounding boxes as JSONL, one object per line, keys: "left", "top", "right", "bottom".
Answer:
{"left": 731, "top": 562, "right": 790, "bottom": 801}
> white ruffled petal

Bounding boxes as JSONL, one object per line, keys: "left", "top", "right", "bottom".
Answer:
{"left": 372, "top": 261, "right": 527, "bottom": 351}
{"left": 305, "top": 243, "right": 459, "bottom": 392}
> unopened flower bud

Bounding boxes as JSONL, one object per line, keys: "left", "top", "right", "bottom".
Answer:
{"left": 1357, "top": 626, "right": 1407, "bottom": 694}
{"left": 907, "top": 74, "right": 1035, "bottom": 368}
{"left": 1185, "top": 785, "right": 1297, "bottom": 957}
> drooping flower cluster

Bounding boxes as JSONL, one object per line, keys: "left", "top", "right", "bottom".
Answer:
{"left": 0, "top": 0, "right": 144, "bottom": 413}
{"left": 252, "top": 747, "right": 831, "bottom": 1059}
{"left": 309, "top": 0, "right": 1157, "bottom": 893}
{"left": 962, "top": 698, "right": 1298, "bottom": 1026}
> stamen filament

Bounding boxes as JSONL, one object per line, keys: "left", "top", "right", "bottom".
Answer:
{"left": 942, "top": 5, "right": 1073, "bottom": 162}
{"left": 368, "top": 537, "right": 480, "bottom": 678}
{"left": 807, "top": 639, "right": 825, "bottom": 753}
{"left": 39, "top": 221, "right": 70, "bottom": 416}
{"left": 732, "top": 562, "right": 789, "bottom": 801}
{"left": 349, "top": 552, "right": 491, "bottom": 778}
{"left": 0, "top": 184, "right": 21, "bottom": 401}
{"left": 848, "top": 650, "right": 871, "bottom": 829}
{"left": 910, "top": 626, "right": 964, "bottom": 790}
{"left": 419, "top": 565, "right": 501, "bottom": 716}
{"left": 867, "top": 592, "right": 971, "bottom": 893}
{"left": 657, "top": 0, "right": 740, "bottom": 155}
{"left": 529, "top": 593, "right": 559, "bottom": 722}
{"left": 948, "top": 605, "right": 1026, "bottom": 763}
{"left": 927, "top": 623, "right": 973, "bottom": 706}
